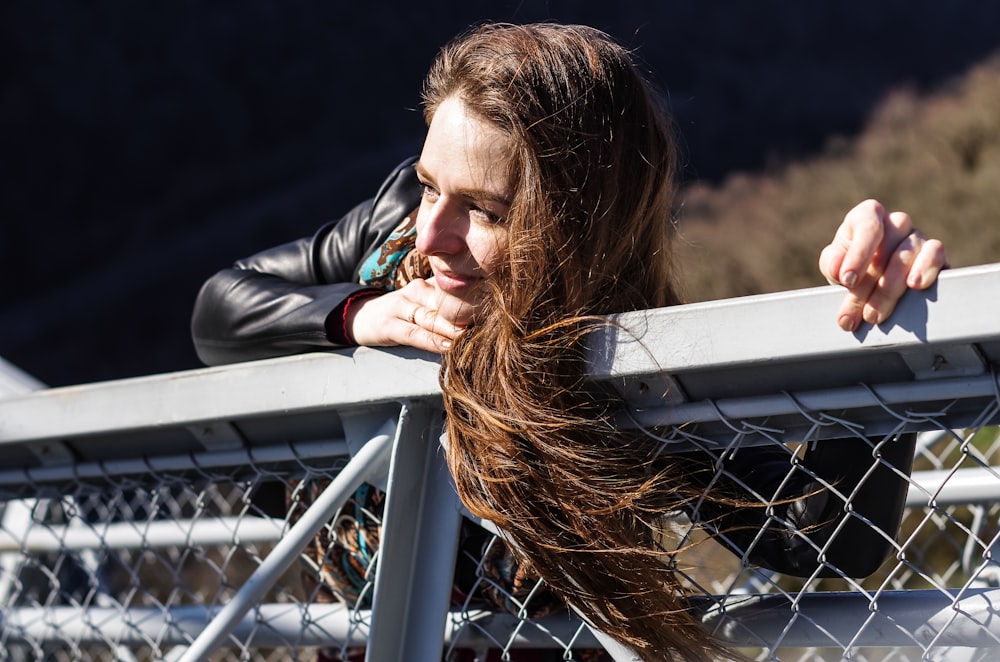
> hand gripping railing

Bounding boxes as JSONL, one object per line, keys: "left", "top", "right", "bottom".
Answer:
{"left": 0, "top": 263, "right": 997, "bottom": 661}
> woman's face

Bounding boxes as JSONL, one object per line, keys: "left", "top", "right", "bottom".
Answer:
{"left": 415, "top": 96, "right": 514, "bottom": 318}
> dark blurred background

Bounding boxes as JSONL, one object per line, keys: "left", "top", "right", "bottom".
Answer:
{"left": 3, "top": 1, "right": 999, "bottom": 387}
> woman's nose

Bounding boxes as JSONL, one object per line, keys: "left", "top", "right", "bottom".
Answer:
{"left": 415, "top": 198, "right": 465, "bottom": 256}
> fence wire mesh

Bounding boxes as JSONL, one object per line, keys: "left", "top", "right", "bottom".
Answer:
{"left": 2, "top": 372, "right": 999, "bottom": 661}
{"left": 0, "top": 449, "right": 352, "bottom": 661}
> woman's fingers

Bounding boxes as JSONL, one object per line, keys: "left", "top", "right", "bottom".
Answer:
{"left": 400, "top": 302, "right": 465, "bottom": 352}
{"left": 348, "top": 280, "right": 469, "bottom": 354}
{"left": 857, "top": 228, "right": 922, "bottom": 327}
{"left": 820, "top": 200, "right": 888, "bottom": 289}
{"left": 906, "top": 237, "right": 949, "bottom": 290}
{"left": 821, "top": 201, "right": 948, "bottom": 332}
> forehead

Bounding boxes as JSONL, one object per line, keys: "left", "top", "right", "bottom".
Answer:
{"left": 419, "top": 97, "right": 515, "bottom": 200}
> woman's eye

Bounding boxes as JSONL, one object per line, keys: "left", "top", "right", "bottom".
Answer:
{"left": 470, "top": 206, "right": 503, "bottom": 225}
{"left": 420, "top": 184, "right": 439, "bottom": 201}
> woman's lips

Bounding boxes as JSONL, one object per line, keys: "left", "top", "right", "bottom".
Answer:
{"left": 431, "top": 266, "right": 481, "bottom": 293}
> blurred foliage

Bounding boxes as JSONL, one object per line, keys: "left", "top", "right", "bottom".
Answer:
{"left": 675, "top": 53, "right": 1000, "bottom": 303}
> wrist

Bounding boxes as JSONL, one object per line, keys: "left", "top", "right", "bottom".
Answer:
{"left": 325, "top": 289, "right": 382, "bottom": 345}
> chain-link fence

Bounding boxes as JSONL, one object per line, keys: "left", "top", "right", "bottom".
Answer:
{"left": 1, "top": 265, "right": 998, "bottom": 661}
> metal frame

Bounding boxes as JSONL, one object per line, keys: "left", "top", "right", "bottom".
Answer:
{"left": 0, "top": 264, "right": 998, "bottom": 661}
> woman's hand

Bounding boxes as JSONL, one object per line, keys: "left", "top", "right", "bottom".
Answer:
{"left": 347, "top": 278, "right": 471, "bottom": 353}
{"left": 819, "top": 199, "right": 948, "bottom": 332}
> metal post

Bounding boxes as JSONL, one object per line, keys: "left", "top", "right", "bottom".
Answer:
{"left": 366, "top": 403, "right": 463, "bottom": 662}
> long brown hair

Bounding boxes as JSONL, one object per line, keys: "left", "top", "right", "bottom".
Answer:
{"left": 424, "top": 23, "right": 740, "bottom": 661}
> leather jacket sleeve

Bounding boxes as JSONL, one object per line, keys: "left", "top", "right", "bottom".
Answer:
{"left": 191, "top": 158, "right": 422, "bottom": 366}
{"left": 695, "top": 432, "right": 915, "bottom": 578}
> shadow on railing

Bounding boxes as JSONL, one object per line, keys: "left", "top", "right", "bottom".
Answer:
{"left": 1, "top": 264, "right": 999, "bottom": 661}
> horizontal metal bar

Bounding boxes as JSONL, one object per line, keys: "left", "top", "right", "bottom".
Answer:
{"left": 704, "top": 588, "right": 1000, "bottom": 648}
{"left": 1, "top": 265, "right": 996, "bottom": 457}
{"left": 627, "top": 373, "right": 1000, "bottom": 431}
{"left": 0, "top": 516, "right": 285, "bottom": 553}
{"left": 592, "top": 263, "right": 1000, "bottom": 381}
{"left": 7, "top": 589, "right": 1000, "bottom": 651}
{"left": 0, "top": 468, "right": 991, "bottom": 555}
{"left": 0, "top": 605, "right": 600, "bottom": 649}
{"left": 0, "top": 437, "right": 350, "bottom": 486}
{"left": 907, "top": 467, "right": 1000, "bottom": 507}
{"left": 0, "top": 347, "right": 441, "bottom": 446}
{"left": 0, "top": 604, "right": 368, "bottom": 648}
{"left": 0, "top": 357, "right": 46, "bottom": 398}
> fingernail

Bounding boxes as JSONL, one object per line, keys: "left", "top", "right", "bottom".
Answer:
{"left": 838, "top": 315, "right": 857, "bottom": 332}
{"left": 907, "top": 273, "right": 922, "bottom": 289}
{"left": 842, "top": 271, "right": 857, "bottom": 289}
{"left": 863, "top": 306, "right": 882, "bottom": 326}
{"left": 441, "top": 339, "right": 452, "bottom": 349}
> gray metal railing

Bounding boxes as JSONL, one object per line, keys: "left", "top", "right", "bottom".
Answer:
{"left": 0, "top": 263, "right": 998, "bottom": 661}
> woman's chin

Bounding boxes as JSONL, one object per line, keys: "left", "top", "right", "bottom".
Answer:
{"left": 429, "top": 287, "right": 481, "bottom": 328}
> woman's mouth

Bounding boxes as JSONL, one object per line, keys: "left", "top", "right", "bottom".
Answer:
{"left": 431, "top": 266, "right": 482, "bottom": 294}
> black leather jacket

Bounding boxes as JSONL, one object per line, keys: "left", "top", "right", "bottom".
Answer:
{"left": 191, "top": 158, "right": 421, "bottom": 366}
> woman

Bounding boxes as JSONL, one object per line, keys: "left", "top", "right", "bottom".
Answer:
{"left": 192, "top": 23, "right": 947, "bottom": 662}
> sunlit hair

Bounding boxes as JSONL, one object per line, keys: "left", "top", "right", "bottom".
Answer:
{"left": 423, "top": 23, "right": 740, "bottom": 661}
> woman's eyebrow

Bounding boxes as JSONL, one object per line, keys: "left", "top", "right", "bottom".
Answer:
{"left": 459, "top": 187, "right": 512, "bottom": 209}
{"left": 415, "top": 162, "right": 512, "bottom": 207}
{"left": 414, "top": 161, "right": 433, "bottom": 183}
